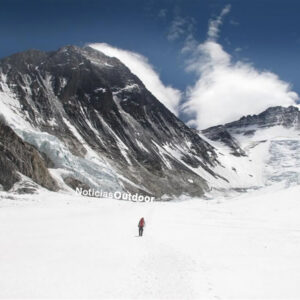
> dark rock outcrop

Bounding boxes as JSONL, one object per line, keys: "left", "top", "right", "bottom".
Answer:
{"left": 202, "top": 125, "right": 246, "bottom": 156}
{"left": 0, "top": 117, "right": 58, "bottom": 191}
{"left": 63, "top": 177, "right": 90, "bottom": 191}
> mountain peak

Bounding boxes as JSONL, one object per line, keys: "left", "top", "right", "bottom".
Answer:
{"left": 0, "top": 44, "right": 221, "bottom": 197}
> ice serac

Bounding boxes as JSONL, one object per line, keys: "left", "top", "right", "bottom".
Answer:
{"left": 0, "top": 45, "right": 224, "bottom": 197}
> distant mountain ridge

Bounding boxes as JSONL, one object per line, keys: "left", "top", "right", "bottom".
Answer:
{"left": 202, "top": 105, "right": 300, "bottom": 190}
{"left": 202, "top": 106, "right": 300, "bottom": 156}
{"left": 223, "top": 106, "right": 300, "bottom": 130}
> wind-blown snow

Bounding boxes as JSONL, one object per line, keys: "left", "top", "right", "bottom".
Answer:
{"left": 89, "top": 43, "right": 182, "bottom": 116}
{"left": 0, "top": 185, "right": 299, "bottom": 299}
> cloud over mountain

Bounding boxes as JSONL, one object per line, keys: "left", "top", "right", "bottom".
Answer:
{"left": 89, "top": 43, "right": 181, "bottom": 116}
{"left": 182, "top": 5, "right": 299, "bottom": 129}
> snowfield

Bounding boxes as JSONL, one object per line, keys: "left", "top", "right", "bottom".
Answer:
{"left": 0, "top": 186, "right": 300, "bottom": 300}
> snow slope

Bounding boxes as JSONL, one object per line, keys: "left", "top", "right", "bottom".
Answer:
{"left": 201, "top": 125, "right": 300, "bottom": 193}
{"left": 231, "top": 126, "right": 300, "bottom": 188}
{"left": 0, "top": 186, "right": 299, "bottom": 299}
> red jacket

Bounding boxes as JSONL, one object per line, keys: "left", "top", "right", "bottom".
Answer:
{"left": 138, "top": 218, "right": 145, "bottom": 227}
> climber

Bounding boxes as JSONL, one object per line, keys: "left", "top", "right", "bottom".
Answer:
{"left": 138, "top": 217, "right": 145, "bottom": 236}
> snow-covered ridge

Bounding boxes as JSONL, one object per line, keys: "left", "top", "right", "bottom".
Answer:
{"left": 202, "top": 106, "right": 300, "bottom": 193}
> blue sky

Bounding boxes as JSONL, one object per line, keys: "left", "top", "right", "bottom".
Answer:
{"left": 1, "top": 0, "right": 300, "bottom": 127}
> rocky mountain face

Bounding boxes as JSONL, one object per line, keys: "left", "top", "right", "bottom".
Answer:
{"left": 0, "top": 45, "right": 227, "bottom": 198}
{"left": 202, "top": 125, "right": 246, "bottom": 156}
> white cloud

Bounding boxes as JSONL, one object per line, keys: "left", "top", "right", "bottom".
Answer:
{"left": 167, "top": 16, "right": 186, "bottom": 41}
{"left": 234, "top": 47, "right": 242, "bottom": 52}
{"left": 207, "top": 4, "right": 231, "bottom": 40}
{"left": 167, "top": 16, "right": 195, "bottom": 41}
{"left": 230, "top": 19, "right": 239, "bottom": 26}
{"left": 181, "top": 33, "right": 198, "bottom": 54}
{"left": 182, "top": 6, "right": 299, "bottom": 129}
{"left": 158, "top": 8, "right": 167, "bottom": 18}
{"left": 89, "top": 43, "right": 182, "bottom": 116}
